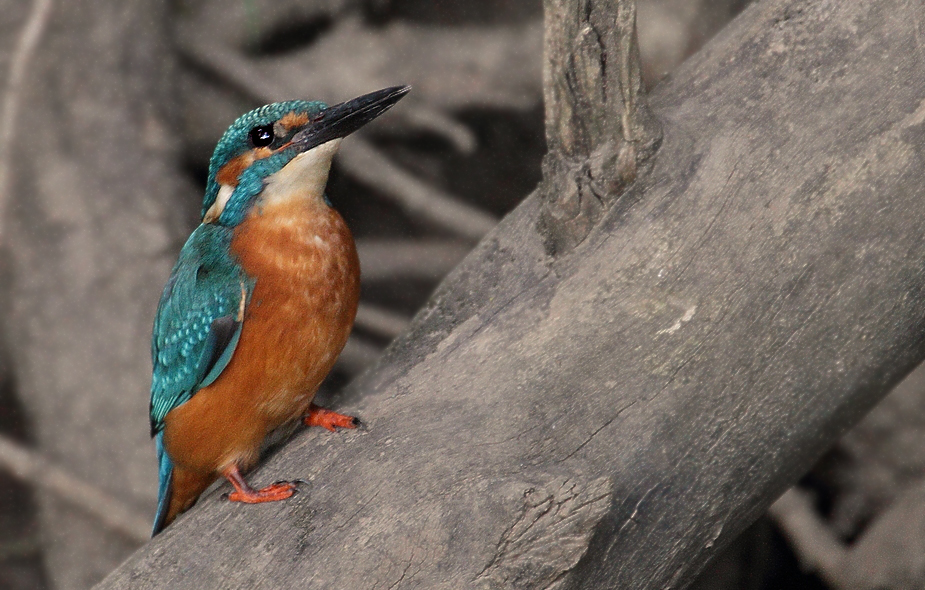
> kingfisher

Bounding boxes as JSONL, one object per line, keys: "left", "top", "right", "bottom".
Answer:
{"left": 149, "top": 86, "right": 410, "bottom": 536}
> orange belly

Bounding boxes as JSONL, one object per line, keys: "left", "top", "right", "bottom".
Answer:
{"left": 163, "top": 199, "right": 359, "bottom": 476}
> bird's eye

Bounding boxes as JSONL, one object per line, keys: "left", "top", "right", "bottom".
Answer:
{"left": 249, "top": 125, "right": 274, "bottom": 148}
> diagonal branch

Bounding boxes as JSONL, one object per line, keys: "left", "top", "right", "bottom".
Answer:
{"left": 0, "top": 433, "right": 149, "bottom": 543}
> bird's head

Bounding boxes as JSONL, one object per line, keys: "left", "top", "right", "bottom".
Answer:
{"left": 201, "top": 85, "right": 410, "bottom": 226}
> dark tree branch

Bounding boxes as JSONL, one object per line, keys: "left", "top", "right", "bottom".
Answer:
{"left": 98, "top": 0, "right": 925, "bottom": 588}
{"left": 540, "top": 0, "right": 661, "bottom": 254}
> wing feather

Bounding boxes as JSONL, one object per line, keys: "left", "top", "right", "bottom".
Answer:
{"left": 149, "top": 224, "right": 251, "bottom": 435}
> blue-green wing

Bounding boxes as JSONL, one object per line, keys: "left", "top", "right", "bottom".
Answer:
{"left": 149, "top": 224, "right": 251, "bottom": 436}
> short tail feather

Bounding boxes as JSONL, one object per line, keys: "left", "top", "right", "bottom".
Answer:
{"left": 152, "top": 432, "right": 173, "bottom": 537}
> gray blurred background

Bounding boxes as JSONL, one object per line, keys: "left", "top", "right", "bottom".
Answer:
{"left": 1, "top": 0, "right": 920, "bottom": 588}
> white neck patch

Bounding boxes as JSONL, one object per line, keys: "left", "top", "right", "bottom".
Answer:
{"left": 203, "top": 183, "right": 234, "bottom": 224}
{"left": 260, "top": 139, "right": 343, "bottom": 207}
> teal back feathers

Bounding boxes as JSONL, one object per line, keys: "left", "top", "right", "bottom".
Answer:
{"left": 149, "top": 223, "right": 252, "bottom": 436}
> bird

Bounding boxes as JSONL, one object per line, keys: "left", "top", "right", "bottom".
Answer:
{"left": 148, "top": 85, "right": 410, "bottom": 536}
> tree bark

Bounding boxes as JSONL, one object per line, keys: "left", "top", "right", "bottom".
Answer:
{"left": 99, "top": 0, "right": 925, "bottom": 588}
{"left": 3, "top": 0, "right": 187, "bottom": 588}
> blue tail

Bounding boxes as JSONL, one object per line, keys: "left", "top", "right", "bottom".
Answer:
{"left": 151, "top": 431, "right": 174, "bottom": 536}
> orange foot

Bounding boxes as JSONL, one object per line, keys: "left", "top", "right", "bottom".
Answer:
{"left": 303, "top": 403, "right": 360, "bottom": 432}
{"left": 222, "top": 465, "right": 296, "bottom": 504}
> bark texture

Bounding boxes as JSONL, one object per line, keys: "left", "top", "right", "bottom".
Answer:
{"left": 540, "top": 0, "right": 660, "bottom": 253}
{"left": 99, "top": 0, "right": 925, "bottom": 588}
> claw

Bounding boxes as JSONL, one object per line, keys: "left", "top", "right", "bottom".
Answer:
{"left": 304, "top": 403, "right": 359, "bottom": 432}
{"left": 227, "top": 481, "right": 296, "bottom": 504}
{"left": 222, "top": 465, "right": 296, "bottom": 505}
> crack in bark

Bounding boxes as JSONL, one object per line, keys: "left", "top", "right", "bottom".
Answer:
{"left": 474, "top": 476, "right": 612, "bottom": 588}
{"left": 432, "top": 266, "right": 553, "bottom": 364}
{"left": 314, "top": 488, "right": 381, "bottom": 547}
{"left": 617, "top": 485, "right": 656, "bottom": 534}
{"left": 671, "top": 158, "right": 741, "bottom": 283}
{"left": 557, "top": 400, "right": 638, "bottom": 464}
{"left": 383, "top": 549, "right": 416, "bottom": 590}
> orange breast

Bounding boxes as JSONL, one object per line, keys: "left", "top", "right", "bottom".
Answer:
{"left": 163, "top": 199, "right": 359, "bottom": 475}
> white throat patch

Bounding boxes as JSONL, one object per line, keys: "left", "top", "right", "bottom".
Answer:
{"left": 260, "top": 139, "right": 343, "bottom": 207}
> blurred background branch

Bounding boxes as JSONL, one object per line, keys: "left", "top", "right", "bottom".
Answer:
{"left": 0, "top": 433, "right": 149, "bottom": 544}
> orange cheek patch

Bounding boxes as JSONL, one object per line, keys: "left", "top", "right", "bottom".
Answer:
{"left": 279, "top": 111, "right": 310, "bottom": 132}
{"left": 217, "top": 153, "right": 254, "bottom": 186}
{"left": 216, "top": 148, "right": 274, "bottom": 186}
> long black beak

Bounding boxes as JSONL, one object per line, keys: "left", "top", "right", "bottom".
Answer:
{"left": 291, "top": 85, "right": 410, "bottom": 153}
